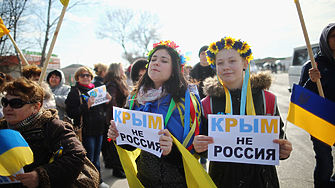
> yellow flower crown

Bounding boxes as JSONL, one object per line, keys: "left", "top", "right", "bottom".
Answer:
{"left": 206, "top": 36, "right": 253, "bottom": 68}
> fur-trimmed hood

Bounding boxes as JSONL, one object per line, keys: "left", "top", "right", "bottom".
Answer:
{"left": 203, "top": 71, "right": 273, "bottom": 97}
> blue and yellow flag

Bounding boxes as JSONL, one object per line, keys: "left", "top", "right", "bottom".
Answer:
{"left": 184, "top": 51, "right": 192, "bottom": 62}
{"left": 287, "top": 84, "right": 335, "bottom": 146}
{"left": 59, "top": 0, "right": 69, "bottom": 6}
{"left": 0, "top": 129, "right": 34, "bottom": 176}
{"left": 0, "top": 17, "right": 10, "bottom": 38}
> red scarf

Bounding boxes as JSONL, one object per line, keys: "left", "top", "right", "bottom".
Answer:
{"left": 79, "top": 82, "right": 95, "bottom": 89}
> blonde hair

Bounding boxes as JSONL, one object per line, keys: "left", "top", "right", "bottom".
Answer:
{"left": 93, "top": 63, "right": 108, "bottom": 77}
{"left": 74, "top": 66, "right": 94, "bottom": 81}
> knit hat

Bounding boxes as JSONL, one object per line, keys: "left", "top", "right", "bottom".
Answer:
{"left": 198, "top": 45, "right": 209, "bottom": 57}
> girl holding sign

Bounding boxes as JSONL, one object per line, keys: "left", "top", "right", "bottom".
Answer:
{"left": 193, "top": 37, "right": 293, "bottom": 188}
{"left": 108, "top": 40, "right": 202, "bottom": 187}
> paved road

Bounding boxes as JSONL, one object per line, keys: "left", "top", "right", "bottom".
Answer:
{"left": 271, "top": 73, "right": 335, "bottom": 188}
{"left": 100, "top": 73, "right": 335, "bottom": 188}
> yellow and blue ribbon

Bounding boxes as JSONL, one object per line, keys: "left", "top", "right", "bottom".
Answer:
{"left": 218, "top": 63, "right": 255, "bottom": 115}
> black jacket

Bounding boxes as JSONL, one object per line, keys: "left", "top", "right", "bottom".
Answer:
{"left": 189, "top": 62, "right": 216, "bottom": 99}
{"left": 65, "top": 82, "right": 105, "bottom": 136}
{"left": 299, "top": 23, "right": 335, "bottom": 103}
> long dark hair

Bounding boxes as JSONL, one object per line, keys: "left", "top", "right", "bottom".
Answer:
{"left": 132, "top": 45, "right": 188, "bottom": 104}
{"left": 104, "top": 63, "right": 129, "bottom": 98}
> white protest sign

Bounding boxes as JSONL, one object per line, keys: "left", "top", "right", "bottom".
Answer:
{"left": 208, "top": 114, "right": 280, "bottom": 166}
{"left": 0, "top": 168, "right": 24, "bottom": 185}
{"left": 88, "top": 85, "right": 109, "bottom": 107}
{"left": 113, "top": 107, "right": 163, "bottom": 157}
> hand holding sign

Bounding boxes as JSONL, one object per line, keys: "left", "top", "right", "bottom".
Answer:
{"left": 208, "top": 114, "right": 280, "bottom": 166}
{"left": 108, "top": 120, "right": 119, "bottom": 141}
{"left": 87, "top": 96, "right": 95, "bottom": 109}
{"left": 18, "top": 171, "right": 39, "bottom": 188}
{"left": 158, "top": 129, "right": 173, "bottom": 156}
{"left": 112, "top": 107, "right": 164, "bottom": 157}
{"left": 273, "top": 139, "right": 293, "bottom": 159}
{"left": 193, "top": 135, "right": 214, "bottom": 153}
{"left": 87, "top": 85, "right": 110, "bottom": 107}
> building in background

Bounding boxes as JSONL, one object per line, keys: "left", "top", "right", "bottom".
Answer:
{"left": 0, "top": 50, "right": 60, "bottom": 78}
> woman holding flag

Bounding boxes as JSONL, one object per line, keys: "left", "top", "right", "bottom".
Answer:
{"left": 193, "top": 37, "right": 293, "bottom": 188}
{"left": 0, "top": 78, "right": 99, "bottom": 187}
{"left": 108, "top": 40, "right": 203, "bottom": 187}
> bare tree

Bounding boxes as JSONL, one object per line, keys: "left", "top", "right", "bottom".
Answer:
{"left": 31, "top": 0, "right": 85, "bottom": 67}
{"left": 129, "top": 11, "right": 160, "bottom": 56}
{"left": 97, "top": 7, "right": 162, "bottom": 64}
{"left": 0, "top": 0, "right": 28, "bottom": 74}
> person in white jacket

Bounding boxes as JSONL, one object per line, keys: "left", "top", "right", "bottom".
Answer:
{"left": 47, "top": 69, "right": 71, "bottom": 120}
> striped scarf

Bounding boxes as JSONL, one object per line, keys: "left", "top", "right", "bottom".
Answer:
{"left": 7, "top": 111, "right": 42, "bottom": 131}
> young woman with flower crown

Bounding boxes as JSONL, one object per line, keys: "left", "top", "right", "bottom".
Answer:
{"left": 107, "top": 40, "right": 202, "bottom": 188}
{"left": 193, "top": 37, "right": 293, "bottom": 188}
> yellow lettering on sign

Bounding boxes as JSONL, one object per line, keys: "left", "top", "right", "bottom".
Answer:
{"left": 225, "top": 118, "right": 237, "bottom": 132}
{"left": 148, "top": 116, "right": 162, "bottom": 130}
{"left": 261, "top": 119, "right": 278, "bottom": 133}
{"left": 8, "top": 174, "right": 19, "bottom": 182}
{"left": 122, "top": 112, "right": 131, "bottom": 124}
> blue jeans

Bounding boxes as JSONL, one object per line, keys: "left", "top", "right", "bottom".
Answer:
{"left": 311, "top": 136, "right": 334, "bottom": 188}
{"left": 82, "top": 135, "right": 103, "bottom": 173}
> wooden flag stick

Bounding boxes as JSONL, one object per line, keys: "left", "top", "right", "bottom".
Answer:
{"left": 38, "top": 3, "right": 68, "bottom": 85}
{"left": 294, "top": 0, "right": 324, "bottom": 98}
{"left": 7, "top": 33, "right": 29, "bottom": 66}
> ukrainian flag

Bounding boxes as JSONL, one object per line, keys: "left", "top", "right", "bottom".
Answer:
{"left": 185, "top": 51, "right": 192, "bottom": 62}
{"left": 59, "top": 0, "right": 69, "bottom": 6}
{"left": 0, "top": 17, "right": 10, "bottom": 38}
{"left": 0, "top": 129, "right": 34, "bottom": 176}
{"left": 287, "top": 84, "right": 335, "bottom": 146}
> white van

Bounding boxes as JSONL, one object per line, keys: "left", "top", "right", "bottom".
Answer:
{"left": 287, "top": 42, "right": 319, "bottom": 92}
{"left": 250, "top": 60, "right": 258, "bottom": 73}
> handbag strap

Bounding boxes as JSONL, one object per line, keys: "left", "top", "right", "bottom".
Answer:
{"left": 76, "top": 88, "right": 83, "bottom": 128}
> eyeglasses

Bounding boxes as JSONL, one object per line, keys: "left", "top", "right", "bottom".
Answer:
{"left": 1, "top": 98, "right": 35, "bottom": 109}
{"left": 79, "top": 74, "right": 91, "bottom": 78}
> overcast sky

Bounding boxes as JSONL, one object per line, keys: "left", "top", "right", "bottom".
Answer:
{"left": 41, "top": 0, "right": 335, "bottom": 68}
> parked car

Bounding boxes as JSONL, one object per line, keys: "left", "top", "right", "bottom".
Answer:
{"left": 287, "top": 42, "right": 319, "bottom": 92}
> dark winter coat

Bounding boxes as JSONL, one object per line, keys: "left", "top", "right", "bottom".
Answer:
{"left": 200, "top": 72, "right": 287, "bottom": 188}
{"left": 65, "top": 82, "right": 105, "bottom": 136}
{"left": 299, "top": 23, "right": 335, "bottom": 103}
{"left": 189, "top": 62, "right": 216, "bottom": 99}
{"left": 0, "top": 109, "right": 89, "bottom": 188}
{"left": 104, "top": 77, "right": 129, "bottom": 124}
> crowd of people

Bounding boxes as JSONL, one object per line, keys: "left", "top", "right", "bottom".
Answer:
{"left": 0, "top": 23, "right": 334, "bottom": 188}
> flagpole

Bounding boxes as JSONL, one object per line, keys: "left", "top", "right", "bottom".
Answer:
{"left": 294, "top": 0, "right": 324, "bottom": 98}
{"left": 7, "top": 33, "right": 29, "bottom": 66}
{"left": 38, "top": 3, "right": 68, "bottom": 85}
{"left": 283, "top": 119, "right": 288, "bottom": 140}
